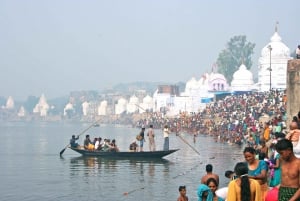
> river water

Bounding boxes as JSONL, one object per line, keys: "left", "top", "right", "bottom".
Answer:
{"left": 0, "top": 122, "right": 245, "bottom": 201}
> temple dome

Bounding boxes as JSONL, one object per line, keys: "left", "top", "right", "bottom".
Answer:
{"left": 261, "top": 31, "right": 290, "bottom": 58}
{"left": 233, "top": 64, "right": 253, "bottom": 81}
{"left": 143, "top": 95, "right": 153, "bottom": 104}
{"left": 185, "top": 77, "right": 199, "bottom": 91}
{"left": 129, "top": 95, "right": 139, "bottom": 104}
{"left": 231, "top": 64, "right": 254, "bottom": 91}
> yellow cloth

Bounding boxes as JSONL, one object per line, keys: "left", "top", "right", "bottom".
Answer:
{"left": 227, "top": 179, "right": 262, "bottom": 201}
{"left": 260, "top": 183, "right": 268, "bottom": 201}
{"left": 87, "top": 143, "right": 94, "bottom": 150}
{"left": 263, "top": 128, "right": 270, "bottom": 141}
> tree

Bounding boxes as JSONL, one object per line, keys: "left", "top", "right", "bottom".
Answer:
{"left": 216, "top": 35, "right": 255, "bottom": 83}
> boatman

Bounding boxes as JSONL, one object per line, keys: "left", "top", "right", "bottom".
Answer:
{"left": 70, "top": 135, "right": 79, "bottom": 148}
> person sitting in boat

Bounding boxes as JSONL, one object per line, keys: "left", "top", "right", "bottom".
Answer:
{"left": 84, "top": 134, "right": 95, "bottom": 150}
{"left": 129, "top": 141, "right": 138, "bottom": 152}
{"left": 110, "top": 139, "right": 120, "bottom": 152}
{"left": 94, "top": 138, "right": 100, "bottom": 150}
{"left": 102, "top": 139, "right": 114, "bottom": 152}
{"left": 70, "top": 135, "right": 79, "bottom": 148}
{"left": 97, "top": 137, "right": 103, "bottom": 150}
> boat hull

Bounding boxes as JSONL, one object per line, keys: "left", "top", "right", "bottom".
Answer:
{"left": 69, "top": 147, "right": 179, "bottom": 159}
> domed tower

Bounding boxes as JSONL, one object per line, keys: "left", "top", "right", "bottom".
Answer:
{"left": 258, "top": 24, "right": 292, "bottom": 91}
{"left": 231, "top": 64, "right": 254, "bottom": 92}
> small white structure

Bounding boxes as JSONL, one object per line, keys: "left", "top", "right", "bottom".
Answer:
{"left": 82, "top": 101, "right": 89, "bottom": 116}
{"left": 139, "top": 95, "right": 154, "bottom": 113}
{"left": 5, "top": 96, "right": 14, "bottom": 109}
{"left": 258, "top": 26, "right": 292, "bottom": 91}
{"left": 17, "top": 106, "right": 26, "bottom": 117}
{"left": 63, "top": 103, "right": 74, "bottom": 116}
{"left": 115, "top": 98, "right": 128, "bottom": 115}
{"left": 127, "top": 95, "right": 139, "bottom": 114}
{"left": 33, "top": 94, "right": 49, "bottom": 117}
{"left": 98, "top": 100, "right": 108, "bottom": 116}
{"left": 231, "top": 64, "right": 254, "bottom": 92}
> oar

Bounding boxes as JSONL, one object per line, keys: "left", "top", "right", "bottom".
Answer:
{"left": 59, "top": 120, "right": 100, "bottom": 156}
{"left": 177, "top": 133, "right": 201, "bottom": 156}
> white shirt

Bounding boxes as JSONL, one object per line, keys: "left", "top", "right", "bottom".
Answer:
{"left": 163, "top": 128, "right": 169, "bottom": 138}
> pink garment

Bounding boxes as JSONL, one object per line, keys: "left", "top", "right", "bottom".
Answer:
{"left": 265, "top": 187, "right": 278, "bottom": 201}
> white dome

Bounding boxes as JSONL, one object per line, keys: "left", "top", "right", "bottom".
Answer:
{"left": 261, "top": 32, "right": 290, "bottom": 58}
{"left": 185, "top": 77, "right": 198, "bottom": 90}
{"left": 118, "top": 98, "right": 127, "bottom": 105}
{"left": 143, "top": 95, "right": 153, "bottom": 104}
{"left": 209, "top": 73, "right": 227, "bottom": 82}
{"left": 129, "top": 95, "right": 139, "bottom": 104}
{"left": 233, "top": 64, "right": 253, "bottom": 81}
{"left": 100, "top": 100, "right": 108, "bottom": 107}
{"left": 231, "top": 64, "right": 254, "bottom": 91}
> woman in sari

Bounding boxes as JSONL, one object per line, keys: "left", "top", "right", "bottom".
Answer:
{"left": 244, "top": 147, "right": 268, "bottom": 201}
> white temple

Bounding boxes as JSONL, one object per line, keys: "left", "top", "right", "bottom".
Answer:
{"left": 231, "top": 63, "right": 254, "bottom": 92}
{"left": 115, "top": 98, "right": 128, "bottom": 115}
{"left": 258, "top": 26, "right": 292, "bottom": 91}
{"left": 127, "top": 95, "right": 139, "bottom": 114}
{"left": 82, "top": 101, "right": 89, "bottom": 116}
{"left": 5, "top": 96, "right": 15, "bottom": 109}
{"left": 63, "top": 103, "right": 74, "bottom": 116}
{"left": 17, "top": 106, "right": 26, "bottom": 117}
{"left": 33, "top": 94, "right": 50, "bottom": 117}
{"left": 98, "top": 100, "right": 108, "bottom": 116}
{"left": 139, "top": 95, "right": 154, "bottom": 113}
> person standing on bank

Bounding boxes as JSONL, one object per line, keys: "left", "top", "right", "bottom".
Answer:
{"left": 147, "top": 124, "right": 156, "bottom": 151}
{"left": 163, "top": 125, "right": 170, "bottom": 151}
{"left": 296, "top": 45, "right": 300, "bottom": 59}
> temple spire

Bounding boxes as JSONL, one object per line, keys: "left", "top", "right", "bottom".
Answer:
{"left": 275, "top": 21, "right": 279, "bottom": 32}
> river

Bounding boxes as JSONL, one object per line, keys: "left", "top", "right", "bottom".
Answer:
{"left": 0, "top": 122, "right": 245, "bottom": 201}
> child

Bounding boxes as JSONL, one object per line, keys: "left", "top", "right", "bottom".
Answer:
{"left": 177, "top": 185, "right": 188, "bottom": 201}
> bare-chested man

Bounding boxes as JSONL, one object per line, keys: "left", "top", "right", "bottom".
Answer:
{"left": 275, "top": 139, "right": 300, "bottom": 201}
{"left": 286, "top": 121, "right": 300, "bottom": 147}
{"left": 200, "top": 164, "right": 219, "bottom": 185}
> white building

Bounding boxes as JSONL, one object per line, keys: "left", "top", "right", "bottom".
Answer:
{"left": 98, "top": 100, "right": 108, "bottom": 116}
{"left": 231, "top": 63, "right": 254, "bottom": 92}
{"left": 82, "top": 101, "right": 89, "bottom": 116}
{"left": 115, "top": 98, "right": 128, "bottom": 115}
{"left": 127, "top": 95, "right": 139, "bottom": 114}
{"left": 258, "top": 27, "right": 292, "bottom": 91}
{"left": 33, "top": 94, "right": 49, "bottom": 117}
{"left": 63, "top": 103, "right": 74, "bottom": 116}
{"left": 17, "top": 106, "right": 26, "bottom": 117}
{"left": 5, "top": 96, "right": 14, "bottom": 109}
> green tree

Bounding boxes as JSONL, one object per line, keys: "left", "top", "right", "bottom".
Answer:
{"left": 216, "top": 35, "right": 255, "bottom": 83}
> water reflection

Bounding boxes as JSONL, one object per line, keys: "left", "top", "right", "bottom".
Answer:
{"left": 68, "top": 156, "right": 171, "bottom": 177}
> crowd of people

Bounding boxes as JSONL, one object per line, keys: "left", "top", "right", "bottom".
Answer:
{"left": 70, "top": 134, "right": 119, "bottom": 152}
{"left": 176, "top": 116, "right": 300, "bottom": 201}
{"left": 178, "top": 135, "right": 300, "bottom": 201}
{"left": 136, "top": 90, "right": 287, "bottom": 146}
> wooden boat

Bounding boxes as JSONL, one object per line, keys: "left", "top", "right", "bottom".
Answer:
{"left": 69, "top": 147, "right": 179, "bottom": 159}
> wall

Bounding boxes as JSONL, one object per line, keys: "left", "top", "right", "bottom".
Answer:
{"left": 286, "top": 59, "right": 300, "bottom": 125}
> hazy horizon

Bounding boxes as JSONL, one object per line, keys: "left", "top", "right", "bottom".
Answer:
{"left": 1, "top": 0, "right": 299, "bottom": 101}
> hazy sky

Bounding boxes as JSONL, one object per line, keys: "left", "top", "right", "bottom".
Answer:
{"left": 1, "top": 0, "right": 299, "bottom": 101}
